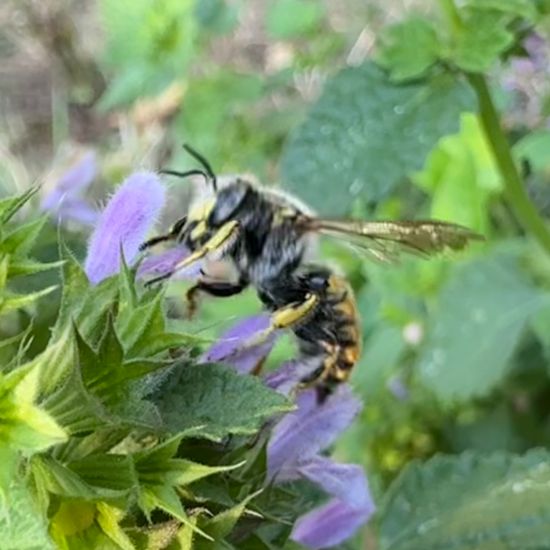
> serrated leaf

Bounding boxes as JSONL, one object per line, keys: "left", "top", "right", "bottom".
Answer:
{"left": 154, "top": 363, "right": 293, "bottom": 441}
{"left": 0, "top": 365, "right": 67, "bottom": 454}
{"left": 139, "top": 484, "right": 213, "bottom": 541}
{"left": 116, "top": 289, "right": 197, "bottom": 358}
{"left": 0, "top": 478, "right": 54, "bottom": 549}
{"left": 417, "top": 252, "right": 548, "bottom": 402}
{"left": 449, "top": 9, "right": 514, "bottom": 72}
{"left": 377, "top": 17, "right": 441, "bottom": 81}
{"left": 96, "top": 502, "right": 135, "bottom": 550}
{"left": 0, "top": 187, "right": 38, "bottom": 226}
{"left": 379, "top": 449, "right": 550, "bottom": 550}
{"left": 42, "top": 349, "right": 116, "bottom": 435}
{"left": 281, "top": 63, "right": 474, "bottom": 216}
{"left": 8, "top": 258, "right": 64, "bottom": 278}
{"left": 1, "top": 216, "right": 47, "bottom": 257}
{"left": 0, "top": 285, "right": 57, "bottom": 316}
{"left": 74, "top": 321, "right": 165, "bottom": 427}
{"left": 53, "top": 246, "right": 119, "bottom": 343}
{"left": 135, "top": 436, "right": 243, "bottom": 486}
{"left": 30, "top": 326, "right": 76, "bottom": 396}
{"left": 200, "top": 490, "right": 262, "bottom": 541}
{"left": 67, "top": 454, "right": 137, "bottom": 495}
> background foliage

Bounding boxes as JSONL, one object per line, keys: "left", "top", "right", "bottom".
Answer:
{"left": 3, "top": 0, "right": 550, "bottom": 548}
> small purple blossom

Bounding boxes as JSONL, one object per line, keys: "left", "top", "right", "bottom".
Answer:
{"left": 202, "top": 314, "right": 374, "bottom": 548}
{"left": 387, "top": 375, "right": 409, "bottom": 401}
{"left": 267, "top": 386, "right": 362, "bottom": 477}
{"left": 200, "top": 314, "right": 277, "bottom": 374}
{"left": 41, "top": 151, "right": 98, "bottom": 226}
{"left": 84, "top": 171, "right": 166, "bottom": 284}
{"left": 136, "top": 246, "right": 198, "bottom": 281}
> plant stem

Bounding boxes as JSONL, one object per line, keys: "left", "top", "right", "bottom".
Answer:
{"left": 438, "top": 0, "right": 463, "bottom": 35}
{"left": 467, "top": 72, "right": 550, "bottom": 254}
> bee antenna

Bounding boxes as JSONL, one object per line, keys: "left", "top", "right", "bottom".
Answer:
{"left": 182, "top": 144, "right": 218, "bottom": 192}
{"left": 160, "top": 168, "right": 211, "bottom": 183}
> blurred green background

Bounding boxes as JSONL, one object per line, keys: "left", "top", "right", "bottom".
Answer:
{"left": 3, "top": 0, "right": 550, "bottom": 547}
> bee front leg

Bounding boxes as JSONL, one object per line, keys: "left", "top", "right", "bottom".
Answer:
{"left": 185, "top": 278, "right": 248, "bottom": 319}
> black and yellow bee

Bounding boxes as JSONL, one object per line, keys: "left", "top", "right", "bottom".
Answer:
{"left": 141, "top": 145, "right": 482, "bottom": 400}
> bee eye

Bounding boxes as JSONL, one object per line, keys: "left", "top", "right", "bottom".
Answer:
{"left": 307, "top": 275, "right": 329, "bottom": 292}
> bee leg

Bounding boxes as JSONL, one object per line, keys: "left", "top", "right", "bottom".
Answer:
{"left": 139, "top": 216, "right": 187, "bottom": 251}
{"left": 174, "top": 220, "right": 239, "bottom": 272}
{"left": 226, "top": 293, "right": 319, "bottom": 363}
{"left": 185, "top": 278, "right": 248, "bottom": 319}
{"left": 143, "top": 221, "right": 239, "bottom": 286}
{"left": 298, "top": 342, "right": 341, "bottom": 402}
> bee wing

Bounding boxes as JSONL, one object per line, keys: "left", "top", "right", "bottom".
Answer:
{"left": 302, "top": 218, "right": 483, "bottom": 262}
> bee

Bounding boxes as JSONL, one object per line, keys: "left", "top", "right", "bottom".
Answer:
{"left": 141, "top": 145, "right": 482, "bottom": 400}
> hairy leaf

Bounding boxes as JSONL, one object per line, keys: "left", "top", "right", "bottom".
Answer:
{"left": 281, "top": 62, "right": 474, "bottom": 215}
{"left": 379, "top": 449, "right": 550, "bottom": 550}
{"left": 417, "top": 252, "right": 547, "bottom": 401}
{"left": 377, "top": 17, "right": 441, "bottom": 81}
{"left": 154, "top": 363, "right": 293, "bottom": 440}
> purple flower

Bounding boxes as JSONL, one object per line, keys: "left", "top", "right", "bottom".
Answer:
{"left": 136, "top": 246, "right": 203, "bottom": 281}
{"left": 202, "top": 315, "right": 375, "bottom": 548}
{"left": 200, "top": 314, "right": 277, "bottom": 374}
{"left": 41, "top": 151, "right": 98, "bottom": 226}
{"left": 267, "top": 388, "right": 374, "bottom": 549}
{"left": 84, "top": 171, "right": 166, "bottom": 284}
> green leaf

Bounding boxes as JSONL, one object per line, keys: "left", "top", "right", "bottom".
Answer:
{"left": 377, "top": 17, "right": 441, "bottom": 81}
{"left": 379, "top": 449, "right": 550, "bottom": 550}
{"left": 0, "top": 478, "right": 54, "bottom": 549}
{"left": 196, "top": 490, "right": 262, "bottom": 546}
{"left": 0, "top": 187, "right": 38, "bottom": 226}
{"left": 281, "top": 63, "right": 474, "bottom": 215}
{"left": 513, "top": 129, "right": 550, "bottom": 172}
{"left": 155, "top": 363, "right": 293, "bottom": 441}
{"left": 0, "top": 285, "right": 57, "bottom": 316}
{"left": 67, "top": 454, "right": 137, "bottom": 495}
{"left": 463, "top": 0, "right": 538, "bottom": 21}
{"left": 0, "top": 365, "right": 67, "bottom": 454}
{"left": 96, "top": 502, "right": 135, "bottom": 550}
{"left": 449, "top": 9, "right": 514, "bottom": 72}
{"left": 135, "top": 434, "right": 243, "bottom": 487}
{"left": 266, "top": 0, "right": 324, "bottom": 39}
{"left": 74, "top": 320, "right": 164, "bottom": 427}
{"left": 53, "top": 247, "right": 119, "bottom": 343}
{"left": 414, "top": 113, "right": 501, "bottom": 232}
{"left": 116, "top": 288, "right": 197, "bottom": 358}
{"left": 139, "top": 484, "right": 213, "bottom": 541}
{"left": 417, "top": 252, "right": 548, "bottom": 402}
{"left": 1, "top": 216, "right": 48, "bottom": 257}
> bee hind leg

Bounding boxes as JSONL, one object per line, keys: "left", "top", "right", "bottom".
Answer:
{"left": 185, "top": 278, "right": 248, "bottom": 319}
{"left": 225, "top": 293, "right": 319, "bottom": 363}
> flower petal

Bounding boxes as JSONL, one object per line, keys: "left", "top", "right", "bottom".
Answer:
{"left": 291, "top": 498, "right": 374, "bottom": 549}
{"left": 84, "top": 171, "right": 165, "bottom": 284}
{"left": 41, "top": 151, "right": 97, "bottom": 210}
{"left": 264, "top": 358, "right": 320, "bottom": 396}
{"left": 201, "top": 314, "right": 278, "bottom": 374}
{"left": 268, "top": 385, "right": 362, "bottom": 477}
{"left": 136, "top": 246, "right": 201, "bottom": 280}
{"left": 298, "top": 456, "right": 373, "bottom": 510}
{"left": 57, "top": 197, "right": 98, "bottom": 226}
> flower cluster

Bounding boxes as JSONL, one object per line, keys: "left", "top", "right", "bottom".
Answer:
{"left": 78, "top": 171, "right": 374, "bottom": 548}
